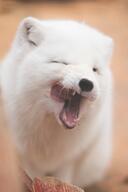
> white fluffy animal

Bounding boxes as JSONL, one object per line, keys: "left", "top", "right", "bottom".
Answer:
{"left": 1, "top": 17, "right": 113, "bottom": 187}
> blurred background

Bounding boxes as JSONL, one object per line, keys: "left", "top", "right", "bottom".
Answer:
{"left": 0, "top": 0, "right": 128, "bottom": 191}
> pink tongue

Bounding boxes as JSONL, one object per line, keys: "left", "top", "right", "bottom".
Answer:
{"left": 59, "top": 94, "right": 81, "bottom": 129}
{"left": 51, "top": 84, "right": 81, "bottom": 129}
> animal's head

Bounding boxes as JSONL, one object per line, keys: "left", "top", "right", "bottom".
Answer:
{"left": 11, "top": 17, "right": 113, "bottom": 129}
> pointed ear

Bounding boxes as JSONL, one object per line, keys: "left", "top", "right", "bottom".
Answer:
{"left": 102, "top": 36, "right": 114, "bottom": 65}
{"left": 16, "top": 17, "right": 43, "bottom": 46}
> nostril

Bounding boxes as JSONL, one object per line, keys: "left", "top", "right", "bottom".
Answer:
{"left": 79, "top": 79, "right": 94, "bottom": 92}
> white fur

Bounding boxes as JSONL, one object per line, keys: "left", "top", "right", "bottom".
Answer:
{"left": 1, "top": 17, "right": 113, "bottom": 187}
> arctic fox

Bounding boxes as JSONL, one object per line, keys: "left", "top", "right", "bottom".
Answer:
{"left": 1, "top": 17, "right": 113, "bottom": 187}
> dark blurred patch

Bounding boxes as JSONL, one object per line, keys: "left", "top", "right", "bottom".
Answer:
{"left": 14, "top": 0, "right": 73, "bottom": 2}
{"left": 14, "top": 0, "right": 110, "bottom": 1}
{"left": 0, "top": 1, "right": 17, "bottom": 14}
{"left": 122, "top": 177, "right": 128, "bottom": 185}
{"left": 86, "top": 185, "right": 106, "bottom": 192}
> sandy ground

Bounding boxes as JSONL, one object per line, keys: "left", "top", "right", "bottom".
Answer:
{"left": 0, "top": 0, "right": 128, "bottom": 191}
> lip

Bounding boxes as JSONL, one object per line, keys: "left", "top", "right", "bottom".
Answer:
{"left": 51, "top": 81, "right": 96, "bottom": 129}
{"left": 51, "top": 83, "right": 76, "bottom": 103}
{"left": 51, "top": 83, "right": 83, "bottom": 129}
{"left": 59, "top": 95, "right": 82, "bottom": 129}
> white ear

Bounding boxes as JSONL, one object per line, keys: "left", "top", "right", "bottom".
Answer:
{"left": 16, "top": 17, "right": 43, "bottom": 46}
{"left": 102, "top": 36, "right": 114, "bottom": 65}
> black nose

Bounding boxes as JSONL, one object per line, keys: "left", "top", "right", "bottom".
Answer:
{"left": 79, "top": 79, "right": 94, "bottom": 92}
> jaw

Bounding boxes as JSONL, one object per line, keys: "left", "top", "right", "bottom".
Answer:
{"left": 59, "top": 94, "right": 83, "bottom": 129}
{"left": 51, "top": 83, "right": 83, "bottom": 129}
{"left": 51, "top": 82, "right": 95, "bottom": 129}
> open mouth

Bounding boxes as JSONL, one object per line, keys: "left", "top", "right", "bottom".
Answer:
{"left": 51, "top": 83, "right": 83, "bottom": 129}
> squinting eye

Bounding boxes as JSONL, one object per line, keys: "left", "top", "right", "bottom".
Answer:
{"left": 93, "top": 67, "right": 98, "bottom": 72}
{"left": 50, "top": 60, "right": 59, "bottom": 64}
{"left": 50, "top": 60, "right": 68, "bottom": 65}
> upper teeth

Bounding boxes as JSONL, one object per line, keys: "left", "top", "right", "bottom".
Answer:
{"left": 72, "top": 91, "right": 76, "bottom": 96}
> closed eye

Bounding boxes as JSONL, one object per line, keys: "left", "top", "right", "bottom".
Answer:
{"left": 50, "top": 60, "right": 69, "bottom": 65}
